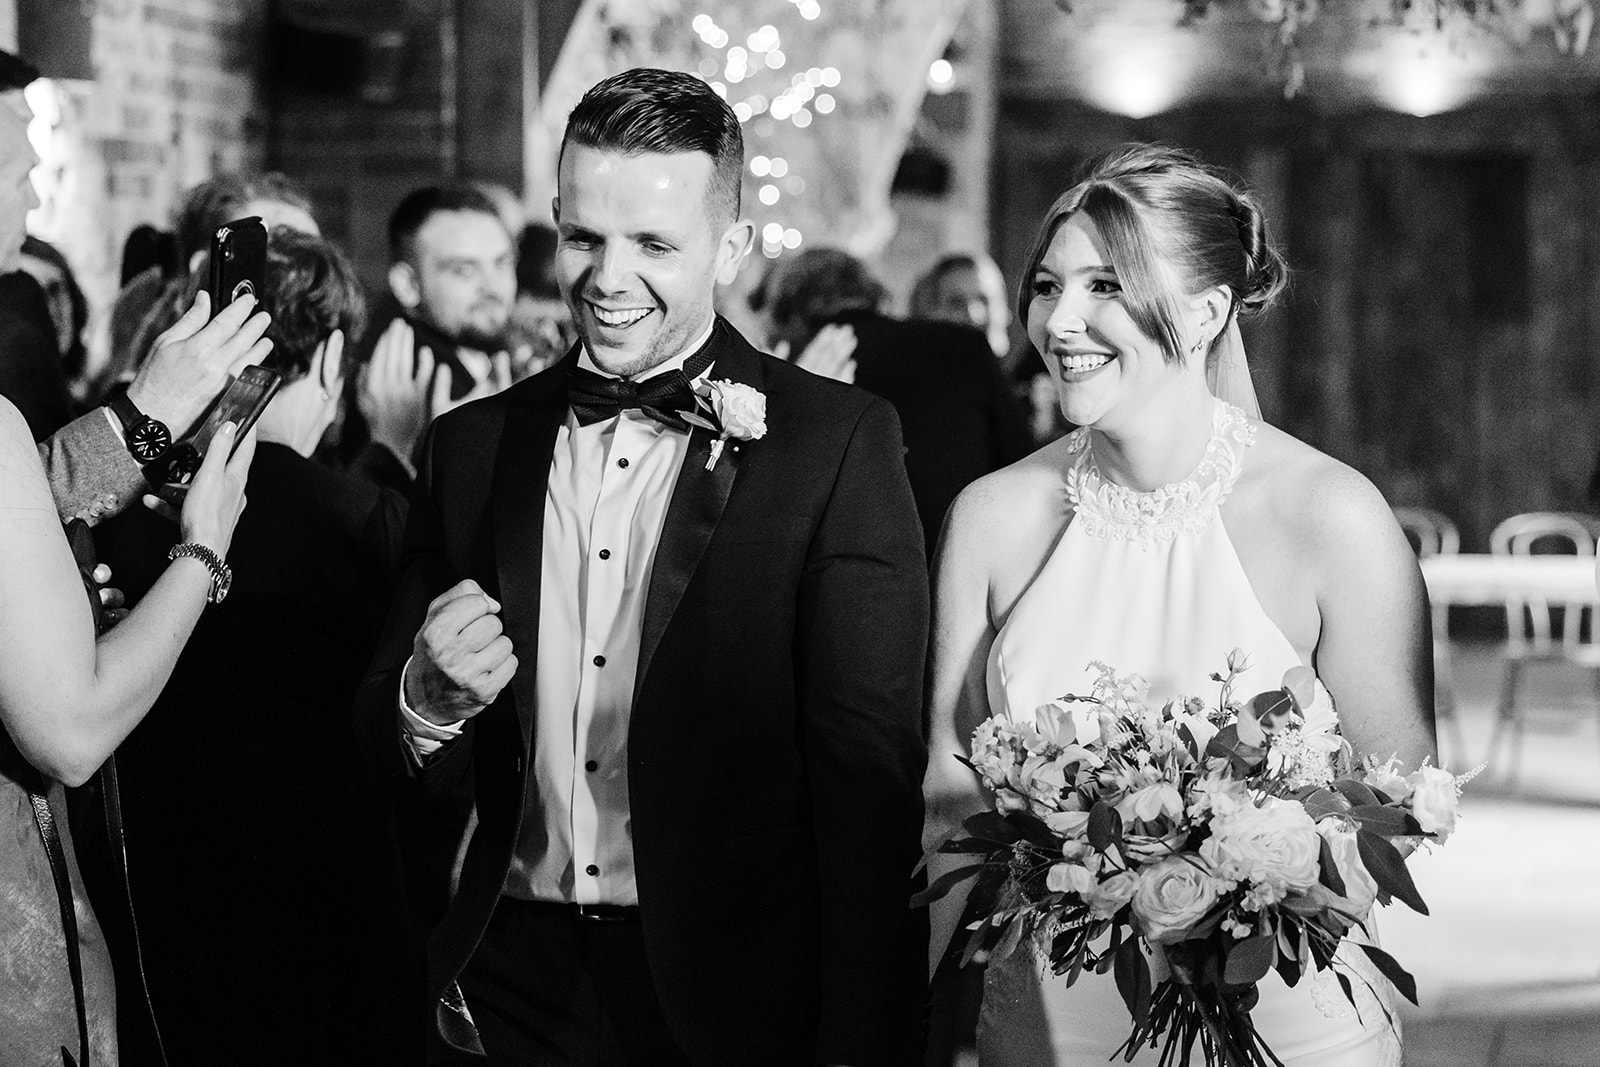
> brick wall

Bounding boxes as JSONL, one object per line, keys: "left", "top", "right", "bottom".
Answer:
{"left": 17, "top": 0, "right": 267, "bottom": 374}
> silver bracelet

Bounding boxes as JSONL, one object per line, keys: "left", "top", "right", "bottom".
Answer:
{"left": 168, "top": 542, "right": 233, "bottom": 604}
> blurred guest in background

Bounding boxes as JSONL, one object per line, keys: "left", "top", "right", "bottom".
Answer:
{"left": 119, "top": 223, "right": 180, "bottom": 288}
{"left": 106, "top": 171, "right": 320, "bottom": 398}
{"left": 908, "top": 251, "right": 1012, "bottom": 362}
{"left": 756, "top": 246, "right": 1033, "bottom": 559}
{"left": 383, "top": 183, "right": 517, "bottom": 397}
{"left": 19, "top": 235, "right": 90, "bottom": 400}
{"left": 506, "top": 220, "right": 573, "bottom": 375}
{"left": 339, "top": 184, "right": 518, "bottom": 488}
{"left": 92, "top": 227, "right": 423, "bottom": 1066}
{"left": 0, "top": 51, "right": 74, "bottom": 439}
{"left": 912, "top": 250, "right": 1070, "bottom": 447}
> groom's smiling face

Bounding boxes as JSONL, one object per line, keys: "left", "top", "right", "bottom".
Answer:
{"left": 554, "top": 144, "right": 749, "bottom": 378}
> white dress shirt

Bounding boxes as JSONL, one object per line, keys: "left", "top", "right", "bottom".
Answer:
{"left": 400, "top": 321, "right": 715, "bottom": 905}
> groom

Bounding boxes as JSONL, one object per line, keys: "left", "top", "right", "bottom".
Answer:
{"left": 356, "top": 68, "right": 929, "bottom": 1066}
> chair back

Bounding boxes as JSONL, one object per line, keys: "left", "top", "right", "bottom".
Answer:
{"left": 1392, "top": 507, "right": 1461, "bottom": 559}
{"left": 1489, "top": 511, "right": 1599, "bottom": 654}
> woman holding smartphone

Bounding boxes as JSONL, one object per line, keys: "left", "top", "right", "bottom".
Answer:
{"left": 0, "top": 293, "right": 261, "bottom": 1066}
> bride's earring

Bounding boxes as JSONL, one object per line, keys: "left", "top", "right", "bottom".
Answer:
{"left": 1190, "top": 336, "right": 1208, "bottom": 359}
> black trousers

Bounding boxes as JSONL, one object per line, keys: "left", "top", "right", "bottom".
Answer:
{"left": 456, "top": 897, "right": 693, "bottom": 1067}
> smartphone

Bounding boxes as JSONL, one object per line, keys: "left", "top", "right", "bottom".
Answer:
{"left": 207, "top": 216, "right": 268, "bottom": 319}
{"left": 156, "top": 366, "right": 282, "bottom": 505}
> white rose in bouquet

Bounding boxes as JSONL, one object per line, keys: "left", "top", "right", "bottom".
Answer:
{"left": 1131, "top": 856, "right": 1224, "bottom": 944}
{"left": 1406, "top": 764, "right": 1461, "bottom": 842}
{"left": 1200, "top": 797, "right": 1321, "bottom": 892}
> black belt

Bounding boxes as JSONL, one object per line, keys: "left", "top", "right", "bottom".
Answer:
{"left": 505, "top": 898, "right": 640, "bottom": 923}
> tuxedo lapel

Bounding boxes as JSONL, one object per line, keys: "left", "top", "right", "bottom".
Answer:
{"left": 635, "top": 322, "right": 763, "bottom": 699}
{"left": 490, "top": 354, "right": 573, "bottom": 752}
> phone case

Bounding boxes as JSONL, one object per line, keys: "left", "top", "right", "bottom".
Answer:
{"left": 156, "top": 366, "right": 282, "bottom": 505}
{"left": 208, "top": 216, "right": 268, "bottom": 318}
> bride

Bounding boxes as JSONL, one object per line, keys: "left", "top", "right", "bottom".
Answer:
{"left": 924, "top": 144, "right": 1436, "bottom": 1066}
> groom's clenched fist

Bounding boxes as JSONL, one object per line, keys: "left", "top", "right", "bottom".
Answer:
{"left": 405, "top": 579, "right": 518, "bottom": 726}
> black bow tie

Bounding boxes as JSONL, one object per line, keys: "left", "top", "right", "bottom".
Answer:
{"left": 567, "top": 344, "right": 717, "bottom": 432}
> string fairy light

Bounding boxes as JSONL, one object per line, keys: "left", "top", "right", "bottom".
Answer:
{"left": 692, "top": 3, "right": 840, "bottom": 259}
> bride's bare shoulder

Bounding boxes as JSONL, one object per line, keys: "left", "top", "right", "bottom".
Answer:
{"left": 1239, "top": 421, "right": 1402, "bottom": 551}
{"left": 937, "top": 437, "right": 1074, "bottom": 588}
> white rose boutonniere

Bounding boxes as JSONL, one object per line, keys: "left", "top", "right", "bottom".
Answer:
{"left": 685, "top": 379, "right": 768, "bottom": 471}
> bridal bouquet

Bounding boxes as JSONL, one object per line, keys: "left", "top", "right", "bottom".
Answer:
{"left": 918, "top": 653, "right": 1476, "bottom": 1067}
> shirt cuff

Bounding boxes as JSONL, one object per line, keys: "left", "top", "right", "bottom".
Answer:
{"left": 397, "top": 656, "right": 465, "bottom": 764}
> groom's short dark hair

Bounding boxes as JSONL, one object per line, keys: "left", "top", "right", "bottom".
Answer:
{"left": 561, "top": 68, "right": 744, "bottom": 226}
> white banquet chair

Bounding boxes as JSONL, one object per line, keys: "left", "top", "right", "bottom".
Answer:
{"left": 1485, "top": 511, "right": 1600, "bottom": 784}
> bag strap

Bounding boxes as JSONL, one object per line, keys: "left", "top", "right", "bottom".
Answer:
{"left": 98, "top": 756, "right": 168, "bottom": 1066}
{"left": 28, "top": 786, "right": 89, "bottom": 1067}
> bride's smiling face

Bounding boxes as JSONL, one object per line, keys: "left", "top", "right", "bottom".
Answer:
{"left": 1027, "top": 213, "right": 1180, "bottom": 429}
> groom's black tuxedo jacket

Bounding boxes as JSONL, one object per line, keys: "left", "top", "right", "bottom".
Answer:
{"left": 356, "top": 320, "right": 930, "bottom": 1066}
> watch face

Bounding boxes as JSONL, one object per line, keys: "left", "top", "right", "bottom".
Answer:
{"left": 129, "top": 418, "right": 172, "bottom": 462}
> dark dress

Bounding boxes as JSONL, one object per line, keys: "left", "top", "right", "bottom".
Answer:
{"left": 0, "top": 271, "right": 73, "bottom": 440}
{"left": 840, "top": 311, "right": 1035, "bottom": 559}
{"left": 88, "top": 443, "right": 424, "bottom": 1066}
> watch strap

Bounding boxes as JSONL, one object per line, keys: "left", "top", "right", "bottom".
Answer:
{"left": 168, "top": 541, "right": 232, "bottom": 604}
{"left": 107, "top": 385, "right": 174, "bottom": 479}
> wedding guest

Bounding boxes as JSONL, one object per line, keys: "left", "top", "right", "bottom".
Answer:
{"left": 120, "top": 223, "right": 180, "bottom": 287}
{"left": 339, "top": 184, "right": 517, "bottom": 490}
{"left": 0, "top": 314, "right": 257, "bottom": 1064}
{"left": 758, "top": 246, "right": 1033, "bottom": 560}
{"left": 105, "top": 172, "right": 320, "bottom": 397}
{"left": 93, "top": 227, "right": 422, "bottom": 1066}
{"left": 19, "top": 235, "right": 89, "bottom": 396}
{"left": 356, "top": 67, "right": 928, "bottom": 1065}
{"left": 0, "top": 56, "right": 74, "bottom": 439}
{"left": 908, "top": 251, "right": 1012, "bottom": 361}
{"left": 506, "top": 221, "right": 573, "bottom": 375}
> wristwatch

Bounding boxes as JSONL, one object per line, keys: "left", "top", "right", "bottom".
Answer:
{"left": 168, "top": 542, "right": 233, "bottom": 604}
{"left": 107, "top": 387, "right": 173, "bottom": 465}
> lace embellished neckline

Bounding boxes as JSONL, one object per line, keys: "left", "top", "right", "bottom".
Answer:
{"left": 1065, "top": 398, "right": 1256, "bottom": 548}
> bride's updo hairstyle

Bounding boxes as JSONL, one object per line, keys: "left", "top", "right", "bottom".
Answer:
{"left": 1017, "top": 143, "right": 1288, "bottom": 364}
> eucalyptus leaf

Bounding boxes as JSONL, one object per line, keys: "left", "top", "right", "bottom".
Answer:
{"left": 962, "top": 810, "right": 1026, "bottom": 844}
{"left": 1113, "top": 936, "right": 1152, "bottom": 1025}
{"left": 1088, "top": 799, "right": 1122, "bottom": 852}
{"left": 1333, "top": 779, "right": 1381, "bottom": 808}
{"left": 1356, "top": 829, "right": 1429, "bottom": 915}
{"left": 909, "top": 861, "right": 986, "bottom": 908}
{"left": 1317, "top": 835, "right": 1348, "bottom": 897}
{"left": 1222, "top": 933, "right": 1276, "bottom": 986}
{"left": 1346, "top": 805, "right": 1421, "bottom": 837}
{"left": 1300, "top": 787, "right": 1349, "bottom": 821}
{"left": 1235, "top": 700, "right": 1267, "bottom": 747}
{"left": 1205, "top": 724, "right": 1267, "bottom": 775}
{"left": 1357, "top": 942, "right": 1419, "bottom": 1005}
